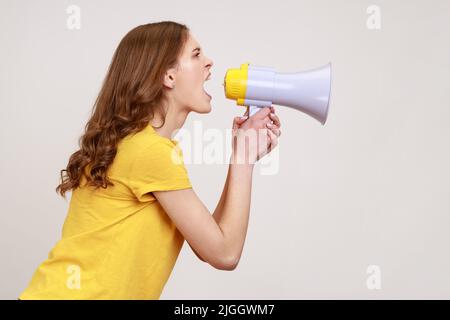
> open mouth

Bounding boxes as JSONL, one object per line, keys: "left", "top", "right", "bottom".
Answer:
{"left": 203, "top": 87, "right": 211, "bottom": 99}
{"left": 203, "top": 73, "right": 212, "bottom": 99}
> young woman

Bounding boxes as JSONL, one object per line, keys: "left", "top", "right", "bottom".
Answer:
{"left": 19, "top": 21, "right": 281, "bottom": 300}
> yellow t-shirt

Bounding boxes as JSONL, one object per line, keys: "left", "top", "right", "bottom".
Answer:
{"left": 19, "top": 123, "right": 192, "bottom": 299}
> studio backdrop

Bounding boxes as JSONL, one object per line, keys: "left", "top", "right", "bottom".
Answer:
{"left": 1, "top": 0, "right": 449, "bottom": 299}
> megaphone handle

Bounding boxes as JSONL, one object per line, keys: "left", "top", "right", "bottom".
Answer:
{"left": 248, "top": 105, "right": 263, "bottom": 117}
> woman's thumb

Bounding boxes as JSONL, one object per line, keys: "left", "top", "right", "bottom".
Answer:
{"left": 233, "top": 116, "right": 248, "bottom": 129}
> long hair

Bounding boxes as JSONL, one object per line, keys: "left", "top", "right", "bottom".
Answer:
{"left": 56, "top": 21, "right": 189, "bottom": 199}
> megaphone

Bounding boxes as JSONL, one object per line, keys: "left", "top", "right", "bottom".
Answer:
{"left": 223, "top": 62, "right": 332, "bottom": 125}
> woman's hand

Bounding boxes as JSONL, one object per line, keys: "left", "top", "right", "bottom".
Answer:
{"left": 231, "top": 106, "right": 282, "bottom": 165}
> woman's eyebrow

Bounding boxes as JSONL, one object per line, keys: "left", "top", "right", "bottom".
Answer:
{"left": 192, "top": 47, "right": 201, "bottom": 52}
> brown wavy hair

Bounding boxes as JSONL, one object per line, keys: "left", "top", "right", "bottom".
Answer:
{"left": 56, "top": 21, "right": 189, "bottom": 199}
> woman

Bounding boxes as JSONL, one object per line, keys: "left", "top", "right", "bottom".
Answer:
{"left": 19, "top": 21, "right": 281, "bottom": 300}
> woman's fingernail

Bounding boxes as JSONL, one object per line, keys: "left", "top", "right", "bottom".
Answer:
{"left": 266, "top": 123, "right": 273, "bottom": 128}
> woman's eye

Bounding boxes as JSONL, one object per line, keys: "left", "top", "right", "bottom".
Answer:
{"left": 195, "top": 52, "right": 200, "bottom": 57}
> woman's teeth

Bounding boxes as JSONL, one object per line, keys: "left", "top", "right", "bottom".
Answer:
{"left": 203, "top": 81, "right": 212, "bottom": 99}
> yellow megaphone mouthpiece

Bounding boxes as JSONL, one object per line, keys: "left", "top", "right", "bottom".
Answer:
{"left": 223, "top": 63, "right": 250, "bottom": 106}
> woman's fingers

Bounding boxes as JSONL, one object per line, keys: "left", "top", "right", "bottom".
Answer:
{"left": 266, "top": 123, "right": 281, "bottom": 137}
{"left": 252, "top": 107, "right": 271, "bottom": 119}
{"left": 233, "top": 116, "right": 248, "bottom": 129}
{"left": 267, "top": 127, "right": 278, "bottom": 150}
{"left": 269, "top": 112, "right": 281, "bottom": 127}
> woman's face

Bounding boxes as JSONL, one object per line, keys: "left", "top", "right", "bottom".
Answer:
{"left": 164, "top": 32, "right": 214, "bottom": 114}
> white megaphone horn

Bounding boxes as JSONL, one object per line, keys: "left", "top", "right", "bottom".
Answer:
{"left": 223, "top": 62, "right": 332, "bottom": 125}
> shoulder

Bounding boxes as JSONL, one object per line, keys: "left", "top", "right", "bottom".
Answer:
{"left": 118, "top": 125, "right": 181, "bottom": 159}
{"left": 125, "top": 133, "right": 191, "bottom": 201}
{"left": 135, "top": 136, "right": 185, "bottom": 167}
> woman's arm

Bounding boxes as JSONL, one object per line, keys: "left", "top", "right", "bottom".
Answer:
{"left": 195, "top": 106, "right": 281, "bottom": 263}
{"left": 189, "top": 162, "right": 230, "bottom": 263}
{"left": 153, "top": 107, "right": 280, "bottom": 270}
{"left": 189, "top": 153, "right": 250, "bottom": 263}
{"left": 212, "top": 157, "right": 254, "bottom": 265}
{"left": 152, "top": 159, "right": 254, "bottom": 270}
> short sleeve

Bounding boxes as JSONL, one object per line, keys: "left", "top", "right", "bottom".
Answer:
{"left": 128, "top": 139, "right": 192, "bottom": 202}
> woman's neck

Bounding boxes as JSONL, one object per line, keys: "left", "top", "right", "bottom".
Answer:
{"left": 151, "top": 105, "right": 189, "bottom": 140}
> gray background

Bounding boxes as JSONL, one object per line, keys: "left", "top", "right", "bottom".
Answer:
{"left": 1, "top": 0, "right": 449, "bottom": 299}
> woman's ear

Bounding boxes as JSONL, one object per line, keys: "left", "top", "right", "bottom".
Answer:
{"left": 163, "top": 68, "right": 177, "bottom": 89}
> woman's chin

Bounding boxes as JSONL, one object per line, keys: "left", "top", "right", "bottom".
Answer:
{"left": 198, "top": 97, "right": 213, "bottom": 113}
{"left": 199, "top": 103, "right": 212, "bottom": 114}
{"left": 188, "top": 94, "right": 213, "bottom": 113}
